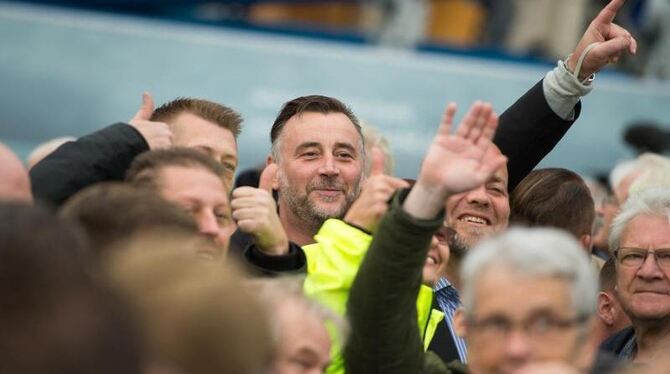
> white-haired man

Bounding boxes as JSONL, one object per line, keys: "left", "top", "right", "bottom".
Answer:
{"left": 600, "top": 188, "right": 670, "bottom": 364}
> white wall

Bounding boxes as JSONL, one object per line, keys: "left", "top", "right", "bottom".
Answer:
{"left": 1, "top": 2, "right": 668, "bottom": 178}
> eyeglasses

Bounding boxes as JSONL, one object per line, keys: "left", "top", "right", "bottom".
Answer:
{"left": 468, "top": 314, "right": 587, "bottom": 342}
{"left": 614, "top": 247, "right": 670, "bottom": 269}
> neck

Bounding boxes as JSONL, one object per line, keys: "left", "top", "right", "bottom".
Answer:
{"left": 633, "top": 319, "right": 670, "bottom": 363}
{"left": 279, "top": 204, "right": 320, "bottom": 247}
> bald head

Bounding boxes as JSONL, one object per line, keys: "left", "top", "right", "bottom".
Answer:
{"left": 0, "top": 143, "right": 32, "bottom": 203}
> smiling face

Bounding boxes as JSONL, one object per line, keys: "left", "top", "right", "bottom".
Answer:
{"left": 157, "top": 165, "right": 234, "bottom": 256}
{"left": 274, "top": 112, "right": 365, "bottom": 239}
{"left": 423, "top": 228, "right": 451, "bottom": 286}
{"left": 445, "top": 146, "right": 510, "bottom": 249}
{"left": 616, "top": 214, "right": 670, "bottom": 323}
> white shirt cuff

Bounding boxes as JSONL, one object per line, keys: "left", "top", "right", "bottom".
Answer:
{"left": 543, "top": 60, "right": 594, "bottom": 120}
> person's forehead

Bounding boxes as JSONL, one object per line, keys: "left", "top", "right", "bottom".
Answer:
{"left": 171, "top": 113, "right": 238, "bottom": 150}
{"left": 280, "top": 112, "right": 361, "bottom": 147}
{"left": 620, "top": 213, "right": 670, "bottom": 246}
{"left": 473, "top": 267, "right": 572, "bottom": 315}
{"left": 159, "top": 166, "right": 227, "bottom": 196}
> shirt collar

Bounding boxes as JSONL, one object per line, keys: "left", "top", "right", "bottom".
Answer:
{"left": 434, "top": 276, "right": 453, "bottom": 292}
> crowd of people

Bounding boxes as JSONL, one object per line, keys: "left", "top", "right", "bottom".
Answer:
{"left": 2, "top": 1, "right": 669, "bottom": 373}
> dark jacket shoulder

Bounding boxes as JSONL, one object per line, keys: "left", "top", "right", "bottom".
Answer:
{"left": 30, "top": 123, "right": 148, "bottom": 207}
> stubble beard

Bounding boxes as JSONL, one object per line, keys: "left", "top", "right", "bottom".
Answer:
{"left": 445, "top": 226, "right": 472, "bottom": 261}
{"left": 280, "top": 175, "right": 361, "bottom": 234}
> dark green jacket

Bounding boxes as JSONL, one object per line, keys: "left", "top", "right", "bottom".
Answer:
{"left": 344, "top": 189, "right": 468, "bottom": 374}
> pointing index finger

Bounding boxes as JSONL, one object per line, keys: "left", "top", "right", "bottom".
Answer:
{"left": 595, "top": 0, "right": 625, "bottom": 25}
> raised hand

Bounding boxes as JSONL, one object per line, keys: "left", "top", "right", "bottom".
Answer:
{"left": 128, "top": 92, "right": 173, "bottom": 150}
{"left": 231, "top": 163, "right": 289, "bottom": 255}
{"left": 567, "top": 0, "right": 637, "bottom": 80}
{"left": 404, "top": 101, "right": 507, "bottom": 219}
{"left": 344, "top": 150, "right": 409, "bottom": 233}
{"left": 420, "top": 101, "right": 506, "bottom": 194}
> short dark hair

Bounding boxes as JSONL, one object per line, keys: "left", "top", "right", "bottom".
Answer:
{"left": 510, "top": 168, "right": 595, "bottom": 238}
{"left": 0, "top": 203, "right": 143, "bottom": 374}
{"left": 599, "top": 257, "right": 616, "bottom": 291}
{"left": 60, "top": 183, "right": 199, "bottom": 257}
{"left": 151, "top": 97, "right": 242, "bottom": 138}
{"left": 270, "top": 95, "right": 362, "bottom": 146}
{"left": 126, "top": 148, "right": 227, "bottom": 191}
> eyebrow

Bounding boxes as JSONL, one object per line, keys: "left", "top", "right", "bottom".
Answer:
{"left": 294, "top": 142, "right": 322, "bottom": 156}
{"left": 487, "top": 176, "right": 505, "bottom": 185}
{"left": 194, "top": 145, "right": 238, "bottom": 163}
{"left": 334, "top": 142, "right": 358, "bottom": 155}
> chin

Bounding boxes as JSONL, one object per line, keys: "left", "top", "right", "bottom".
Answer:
{"left": 631, "top": 306, "right": 670, "bottom": 321}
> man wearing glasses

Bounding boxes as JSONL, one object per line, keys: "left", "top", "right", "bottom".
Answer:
{"left": 601, "top": 188, "right": 670, "bottom": 363}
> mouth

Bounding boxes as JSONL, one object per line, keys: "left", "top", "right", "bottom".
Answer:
{"left": 425, "top": 256, "right": 438, "bottom": 265}
{"left": 635, "top": 290, "right": 670, "bottom": 295}
{"left": 312, "top": 189, "right": 342, "bottom": 197}
{"left": 457, "top": 214, "right": 491, "bottom": 226}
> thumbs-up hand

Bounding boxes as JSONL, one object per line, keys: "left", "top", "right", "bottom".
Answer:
{"left": 343, "top": 174, "right": 409, "bottom": 234}
{"left": 231, "top": 163, "right": 289, "bottom": 255}
{"left": 128, "top": 92, "right": 173, "bottom": 150}
{"left": 369, "top": 146, "right": 387, "bottom": 176}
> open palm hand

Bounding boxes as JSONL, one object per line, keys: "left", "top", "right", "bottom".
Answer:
{"left": 418, "top": 101, "right": 507, "bottom": 195}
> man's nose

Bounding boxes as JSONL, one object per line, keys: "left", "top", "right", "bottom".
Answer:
{"left": 464, "top": 185, "right": 490, "bottom": 207}
{"left": 504, "top": 327, "right": 532, "bottom": 362}
{"left": 318, "top": 155, "right": 340, "bottom": 177}
{"left": 637, "top": 252, "right": 666, "bottom": 280}
{"left": 196, "top": 210, "right": 220, "bottom": 239}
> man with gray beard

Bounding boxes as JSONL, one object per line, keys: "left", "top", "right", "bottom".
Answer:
{"left": 267, "top": 95, "right": 369, "bottom": 247}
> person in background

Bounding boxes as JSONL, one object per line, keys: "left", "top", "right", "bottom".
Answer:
{"left": 126, "top": 148, "right": 236, "bottom": 256}
{"left": 59, "top": 182, "right": 202, "bottom": 258}
{"left": 26, "top": 136, "right": 75, "bottom": 170}
{"left": 31, "top": 93, "right": 242, "bottom": 206}
{"left": 600, "top": 188, "right": 670, "bottom": 364}
{"left": 594, "top": 258, "right": 631, "bottom": 347}
{"left": 0, "top": 142, "right": 33, "bottom": 204}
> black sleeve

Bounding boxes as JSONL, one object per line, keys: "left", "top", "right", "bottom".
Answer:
{"left": 242, "top": 242, "right": 307, "bottom": 277}
{"left": 30, "top": 123, "right": 149, "bottom": 207}
{"left": 495, "top": 79, "right": 581, "bottom": 191}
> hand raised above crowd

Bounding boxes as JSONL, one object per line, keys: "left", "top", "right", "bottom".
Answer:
{"left": 567, "top": 0, "right": 637, "bottom": 81}
{"left": 404, "top": 101, "right": 507, "bottom": 219}
{"left": 231, "top": 163, "right": 289, "bottom": 255}
{"left": 128, "top": 92, "right": 173, "bottom": 150}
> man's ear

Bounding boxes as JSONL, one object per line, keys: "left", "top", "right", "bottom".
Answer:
{"left": 579, "top": 234, "right": 592, "bottom": 251}
{"left": 454, "top": 308, "right": 468, "bottom": 338}
{"left": 597, "top": 292, "right": 614, "bottom": 326}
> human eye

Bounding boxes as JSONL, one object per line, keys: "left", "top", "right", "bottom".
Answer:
{"left": 656, "top": 250, "right": 670, "bottom": 266}
{"left": 486, "top": 183, "right": 505, "bottom": 195}
{"left": 336, "top": 150, "right": 354, "bottom": 160}
{"left": 222, "top": 162, "right": 236, "bottom": 173}
{"left": 478, "top": 317, "right": 509, "bottom": 336}
{"left": 528, "top": 315, "right": 556, "bottom": 335}
{"left": 179, "top": 203, "right": 198, "bottom": 216}
{"left": 289, "top": 355, "right": 317, "bottom": 370}
{"left": 214, "top": 209, "right": 232, "bottom": 223}
{"left": 300, "top": 149, "right": 320, "bottom": 159}
{"left": 620, "top": 250, "right": 646, "bottom": 265}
